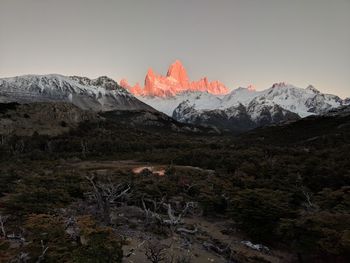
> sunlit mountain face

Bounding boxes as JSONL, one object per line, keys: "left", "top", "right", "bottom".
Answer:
{"left": 120, "top": 60, "right": 229, "bottom": 97}
{"left": 118, "top": 61, "right": 346, "bottom": 123}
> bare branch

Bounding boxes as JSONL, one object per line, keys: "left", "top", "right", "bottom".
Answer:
{"left": 125, "top": 240, "right": 145, "bottom": 258}
{"left": 85, "top": 175, "right": 131, "bottom": 224}
{"left": 302, "top": 189, "right": 314, "bottom": 208}
{"left": 36, "top": 240, "right": 49, "bottom": 263}
{"left": 163, "top": 202, "right": 197, "bottom": 226}
{"left": 0, "top": 214, "right": 8, "bottom": 238}
{"left": 142, "top": 198, "right": 163, "bottom": 223}
{"left": 203, "top": 241, "right": 230, "bottom": 254}
{"left": 143, "top": 196, "right": 166, "bottom": 212}
{"left": 141, "top": 198, "right": 197, "bottom": 228}
{"left": 176, "top": 227, "right": 198, "bottom": 234}
{"left": 145, "top": 240, "right": 168, "bottom": 263}
{"left": 10, "top": 252, "right": 30, "bottom": 263}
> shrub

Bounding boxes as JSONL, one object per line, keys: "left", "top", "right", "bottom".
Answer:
{"left": 229, "top": 188, "right": 293, "bottom": 241}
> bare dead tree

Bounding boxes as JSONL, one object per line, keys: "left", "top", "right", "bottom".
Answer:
{"left": 0, "top": 214, "right": 8, "bottom": 238}
{"left": 64, "top": 216, "right": 79, "bottom": 241}
{"left": 302, "top": 189, "right": 314, "bottom": 208}
{"left": 36, "top": 240, "right": 49, "bottom": 263}
{"left": 10, "top": 252, "right": 30, "bottom": 263}
{"left": 145, "top": 240, "right": 168, "bottom": 263}
{"left": 2, "top": 218, "right": 27, "bottom": 263}
{"left": 295, "top": 179, "right": 318, "bottom": 212}
{"left": 86, "top": 175, "right": 107, "bottom": 222}
{"left": 183, "top": 182, "right": 198, "bottom": 194}
{"left": 7, "top": 232, "right": 26, "bottom": 243}
{"left": 176, "top": 227, "right": 198, "bottom": 234}
{"left": 142, "top": 199, "right": 198, "bottom": 234}
{"left": 0, "top": 135, "right": 8, "bottom": 146}
{"left": 81, "top": 140, "right": 89, "bottom": 157}
{"left": 85, "top": 175, "right": 131, "bottom": 225}
{"left": 11, "top": 140, "right": 25, "bottom": 155}
{"left": 221, "top": 193, "right": 230, "bottom": 201}
{"left": 143, "top": 196, "right": 166, "bottom": 212}
{"left": 97, "top": 178, "right": 132, "bottom": 205}
{"left": 142, "top": 198, "right": 163, "bottom": 225}
{"left": 163, "top": 202, "right": 197, "bottom": 226}
{"left": 125, "top": 240, "right": 145, "bottom": 258}
{"left": 203, "top": 241, "right": 231, "bottom": 255}
{"left": 299, "top": 186, "right": 319, "bottom": 212}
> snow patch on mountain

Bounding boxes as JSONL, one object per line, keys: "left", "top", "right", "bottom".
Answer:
{"left": 164, "top": 82, "right": 346, "bottom": 132}
{"left": 0, "top": 74, "right": 152, "bottom": 111}
{"left": 172, "top": 98, "right": 300, "bottom": 132}
{"left": 140, "top": 82, "right": 345, "bottom": 120}
{"left": 139, "top": 91, "right": 222, "bottom": 116}
{"left": 252, "top": 83, "right": 343, "bottom": 117}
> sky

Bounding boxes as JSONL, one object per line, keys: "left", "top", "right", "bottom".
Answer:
{"left": 0, "top": 0, "right": 349, "bottom": 98}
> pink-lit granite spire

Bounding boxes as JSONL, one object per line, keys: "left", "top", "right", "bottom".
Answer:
{"left": 120, "top": 60, "right": 229, "bottom": 97}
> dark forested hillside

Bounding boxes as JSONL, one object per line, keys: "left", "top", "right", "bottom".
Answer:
{"left": 0, "top": 103, "right": 349, "bottom": 262}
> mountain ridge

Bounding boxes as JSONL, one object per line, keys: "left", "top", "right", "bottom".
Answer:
{"left": 138, "top": 81, "right": 347, "bottom": 132}
{"left": 1, "top": 72, "right": 347, "bottom": 133}
{"left": 120, "top": 61, "right": 347, "bottom": 131}
{"left": 0, "top": 74, "right": 153, "bottom": 112}
{"left": 120, "top": 60, "right": 230, "bottom": 97}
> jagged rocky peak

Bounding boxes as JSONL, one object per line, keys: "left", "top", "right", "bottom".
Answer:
{"left": 92, "top": 76, "right": 122, "bottom": 90}
{"left": 166, "top": 60, "right": 189, "bottom": 85}
{"left": 306, "top": 85, "right": 320, "bottom": 94}
{"left": 69, "top": 75, "right": 92, "bottom": 85}
{"left": 247, "top": 85, "right": 257, "bottom": 92}
{"left": 146, "top": 68, "right": 156, "bottom": 78}
{"left": 120, "top": 60, "right": 230, "bottom": 97}
{"left": 172, "top": 100, "right": 195, "bottom": 121}
{"left": 172, "top": 97, "right": 300, "bottom": 133}
{"left": 271, "top": 82, "right": 288, "bottom": 89}
{"left": 70, "top": 75, "right": 123, "bottom": 91}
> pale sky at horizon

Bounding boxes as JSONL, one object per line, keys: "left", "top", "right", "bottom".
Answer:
{"left": 0, "top": 0, "right": 349, "bottom": 98}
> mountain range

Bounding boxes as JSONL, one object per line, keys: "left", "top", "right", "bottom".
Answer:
{"left": 121, "top": 61, "right": 349, "bottom": 132}
{"left": 0, "top": 74, "right": 151, "bottom": 112}
{"left": 0, "top": 61, "right": 348, "bottom": 132}
{"left": 121, "top": 60, "right": 229, "bottom": 97}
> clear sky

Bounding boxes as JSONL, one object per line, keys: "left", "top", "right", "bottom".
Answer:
{"left": 0, "top": 0, "right": 349, "bottom": 98}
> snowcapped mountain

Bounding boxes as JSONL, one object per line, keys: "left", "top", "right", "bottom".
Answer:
{"left": 117, "top": 59, "right": 346, "bottom": 132}
{"left": 220, "top": 85, "right": 259, "bottom": 107}
{"left": 0, "top": 74, "right": 152, "bottom": 111}
{"left": 170, "top": 83, "right": 346, "bottom": 132}
{"left": 139, "top": 91, "right": 222, "bottom": 116}
{"left": 1, "top": 69, "right": 345, "bottom": 133}
{"left": 134, "top": 80, "right": 346, "bottom": 132}
{"left": 120, "top": 60, "right": 345, "bottom": 127}
{"left": 247, "top": 83, "right": 343, "bottom": 117}
{"left": 169, "top": 82, "right": 344, "bottom": 117}
{"left": 173, "top": 99, "right": 300, "bottom": 132}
